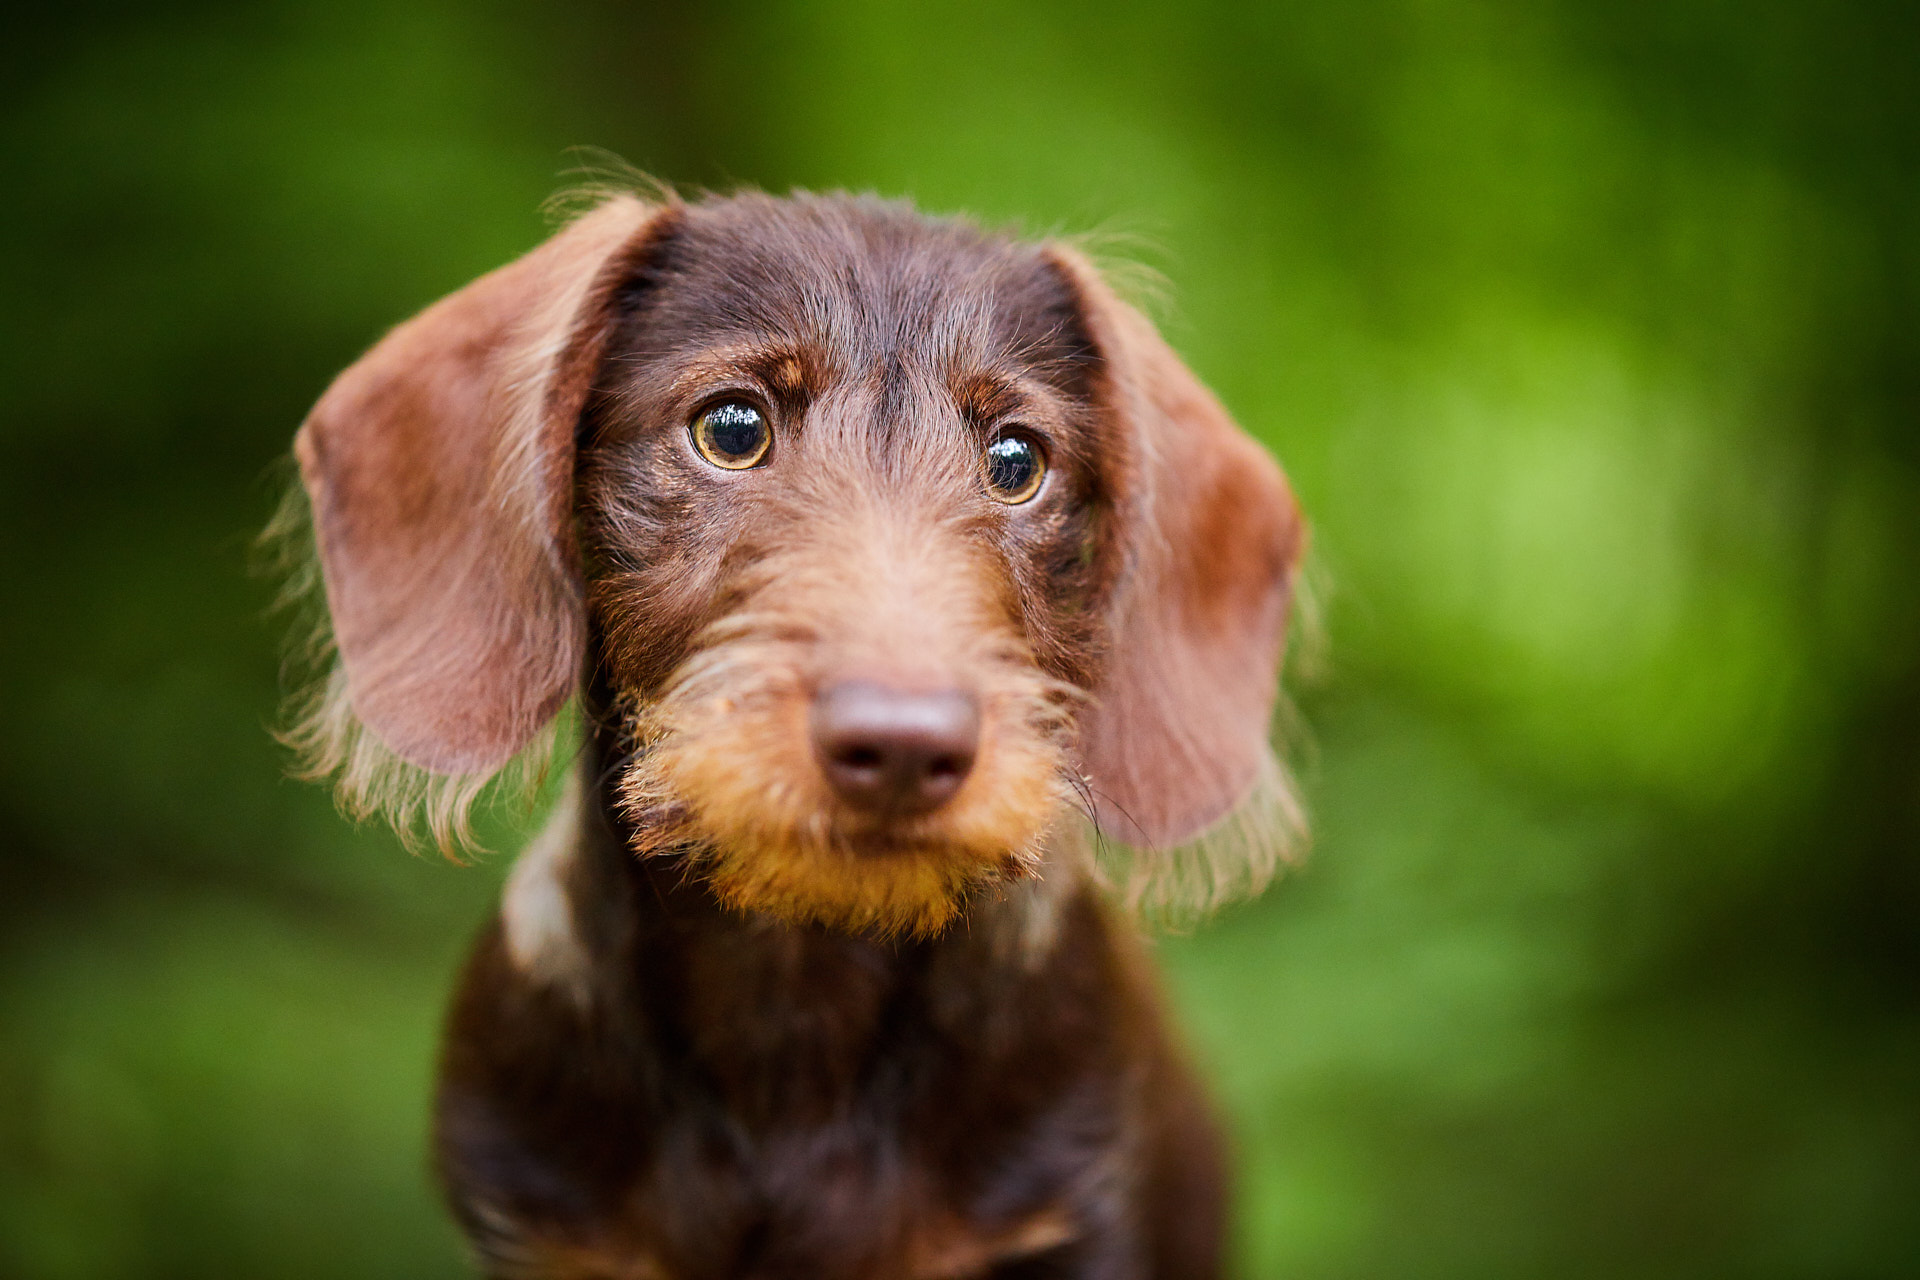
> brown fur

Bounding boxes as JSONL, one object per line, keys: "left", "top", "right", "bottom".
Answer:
{"left": 286, "top": 189, "right": 1305, "bottom": 1277}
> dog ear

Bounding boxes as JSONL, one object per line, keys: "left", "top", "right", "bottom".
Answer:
{"left": 295, "top": 194, "right": 674, "bottom": 775}
{"left": 1046, "top": 247, "right": 1306, "bottom": 851}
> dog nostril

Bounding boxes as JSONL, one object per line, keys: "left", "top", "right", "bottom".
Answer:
{"left": 812, "top": 681, "right": 981, "bottom": 818}
{"left": 918, "top": 754, "right": 971, "bottom": 800}
{"left": 836, "top": 746, "right": 884, "bottom": 770}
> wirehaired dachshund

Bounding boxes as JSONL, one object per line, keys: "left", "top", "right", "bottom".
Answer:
{"left": 285, "top": 188, "right": 1305, "bottom": 1279}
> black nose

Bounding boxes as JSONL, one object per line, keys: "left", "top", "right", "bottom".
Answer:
{"left": 811, "top": 681, "right": 980, "bottom": 817}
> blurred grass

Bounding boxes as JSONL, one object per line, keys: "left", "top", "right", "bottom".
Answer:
{"left": 1, "top": 1, "right": 1915, "bottom": 1276}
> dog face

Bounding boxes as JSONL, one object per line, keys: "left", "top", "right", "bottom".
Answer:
{"left": 584, "top": 199, "right": 1108, "bottom": 935}
{"left": 290, "top": 191, "right": 1303, "bottom": 937}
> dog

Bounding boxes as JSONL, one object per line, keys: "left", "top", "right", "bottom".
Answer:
{"left": 284, "top": 188, "right": 1305, "bottom": 1279}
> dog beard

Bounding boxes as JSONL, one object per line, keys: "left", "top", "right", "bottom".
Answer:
{"left": 614, "top": 635, "right": 1076, "bottom": 939}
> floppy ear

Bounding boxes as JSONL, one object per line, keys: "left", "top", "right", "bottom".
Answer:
{"left": 295, "top": 194, "right": 674, "bottom": 775}
{"left": 1047, "top": 247, "right": 1306, "bottom": 850}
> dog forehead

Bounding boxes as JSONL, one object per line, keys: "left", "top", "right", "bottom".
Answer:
{"left": 636, "top": 193, "right": 1074, "bottom": 371}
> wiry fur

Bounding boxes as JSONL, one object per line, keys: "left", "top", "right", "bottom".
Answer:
{"left": 1090, "top": 751, "right": 1307, "bottom": 926}
{"left": 279, "top": 186, "right": 1309, "bottom": 1279}
{"left": 271, "top": 186, "right": 1307, "bottom": 910}
{"left": 593, "top": 418, "right": 1086, "bottom": 935}
{"left": 264, "top": 485, "right": 570, "bottom": 854}
{"left": 615, "top": 615, "right": 1076, "bottom": 938}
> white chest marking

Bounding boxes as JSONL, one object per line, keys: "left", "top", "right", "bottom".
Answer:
{"left": 500, "top": 780, "right": 592, "bottom": 1007}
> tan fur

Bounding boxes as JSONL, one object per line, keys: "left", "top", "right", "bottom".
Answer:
{"left": 613, "top": 481, "right": 1078, "bottom": 938}
{"left": 903, "top": 1207, "right": 1078, "bottom": 1279}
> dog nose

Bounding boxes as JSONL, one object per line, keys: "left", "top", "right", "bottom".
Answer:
{"left": 811, "top": 681, "right": 980, "bottom": 817}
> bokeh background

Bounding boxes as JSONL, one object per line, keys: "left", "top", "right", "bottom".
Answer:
{"left": 3, "top": 1, "right": 1916, "bottom": 1276}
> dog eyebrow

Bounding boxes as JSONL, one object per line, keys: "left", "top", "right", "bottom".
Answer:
{"left": 764, "top": 351, "right": 812, "bottom": 399}
{"left": 661, "top": 342, "right": 830, "bottom": 406}
{"left": 949, "top": 370, "right": 1024, "bottom": 426}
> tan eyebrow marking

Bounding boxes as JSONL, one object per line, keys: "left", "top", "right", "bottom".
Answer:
{"left": 950, "top": 370, "right": 1024, "bottom": 426}
{"left": 766, "top": 352, "right": 810, "bottom": 398}
{"left": 666, "top": 345, "right": 829, "bottom": 404}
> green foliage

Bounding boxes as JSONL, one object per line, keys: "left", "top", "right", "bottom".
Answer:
{"left": 1, "top": 2, "right": 1914, "bottom": 1275}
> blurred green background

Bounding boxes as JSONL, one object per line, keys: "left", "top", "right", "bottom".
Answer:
{"left": 2, "top": 1, "right": 1916, "bottom": 1276}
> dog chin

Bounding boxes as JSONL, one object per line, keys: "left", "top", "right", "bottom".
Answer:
{"left": 619, "top": 780, "right": 1063, "bottom": 937}
{"left": 617, "top": 750, "right": 1065, "bottom": 938}
{"left": 699, "top": 830, "right": 1041, "bottom": 939}
{"left": 614, "top": 671, "right": 1071, "bottom": 937}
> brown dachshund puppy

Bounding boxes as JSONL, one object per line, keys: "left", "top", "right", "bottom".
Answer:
{"left": 287, "top": 190, "right": 1304, "bottom": 1279}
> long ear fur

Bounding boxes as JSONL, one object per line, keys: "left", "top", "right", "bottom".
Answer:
{"left": 286, "top": 193, "right": 676, "bottom": 843}
{"left": 1046, "top": 246, "right": 1308, "bottom": 911}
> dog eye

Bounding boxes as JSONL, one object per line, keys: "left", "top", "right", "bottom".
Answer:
{"left": 983, "top": 431, "right": 1046, "bottom": 504}
{"left": 691, "top": 400, "right": 772, "bottom": 470}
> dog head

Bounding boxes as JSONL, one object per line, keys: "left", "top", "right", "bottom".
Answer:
{"left": 289, "top": 191, "right": 1304, "bottom": 937}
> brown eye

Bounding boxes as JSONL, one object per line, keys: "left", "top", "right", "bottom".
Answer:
{"left": 691, "top": 400, "right": 772, "bottom": 469}
{"left": 983, "top": 430, "right": 1046, "bottom": 504}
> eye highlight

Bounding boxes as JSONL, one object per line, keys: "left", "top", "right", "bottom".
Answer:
{"left": 690, "top": 400, "right": 772, "bottom": 470}
{"left": 983, "top": 430, "right": 1046, "bottom": 504}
